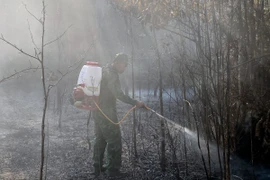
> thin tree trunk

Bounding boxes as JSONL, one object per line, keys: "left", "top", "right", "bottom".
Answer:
{"left": 40, "top": 1, "right": 47, "bottom": 179}
{"left": 153, "top": 30, "right": 166, "bottom": 172}
{"left": 182, "top": 69, "right": 188, "bottom": 176}
{"left": 130, "top": 17, "right": 138, "bottom": 158}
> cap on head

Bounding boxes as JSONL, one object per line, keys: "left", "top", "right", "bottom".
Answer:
{"left": 113, "top": 53, "right": 128, "bottom": 64}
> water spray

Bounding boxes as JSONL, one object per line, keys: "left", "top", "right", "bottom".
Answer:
{"left": 146, "top": 106, "right": 196, "bottom": 138}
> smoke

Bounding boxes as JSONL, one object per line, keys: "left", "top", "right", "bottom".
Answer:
{"left": 0, "top": 0, "right": 96, "bottom": 77}
{"left": 0, "top": 0, "right": 192, "bottom": 90}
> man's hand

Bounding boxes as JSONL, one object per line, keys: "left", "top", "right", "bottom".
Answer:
{"left": 136, "top": 100, "right": 146, "bottom": 108}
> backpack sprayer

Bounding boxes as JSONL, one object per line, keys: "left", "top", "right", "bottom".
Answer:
{"left": 72, "top": 61, "right": 102, "bottom": 111}
{"left": 71, "top": 61, "right": 139, "bottom": 125}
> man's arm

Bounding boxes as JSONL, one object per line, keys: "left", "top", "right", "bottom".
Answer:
{"left": 107, "top": 74, "right": 137, "bottom": 106}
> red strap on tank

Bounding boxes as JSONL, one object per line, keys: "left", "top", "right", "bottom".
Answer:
{"left": 86, "top": 61, "right": 100, "bottom": 66}
{"left": 77, "top": 104, "right": 97, "bottom": 111}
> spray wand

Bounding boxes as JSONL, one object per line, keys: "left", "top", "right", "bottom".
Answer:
{"left": 145, "top": 106, "right": 186, "bottom": 132}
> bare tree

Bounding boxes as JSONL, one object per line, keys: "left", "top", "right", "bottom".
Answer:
{"left": 106, "top": 0, "right": 270, "bottom": 179}
{"left": 0, "top": 1, "right": 80, "bottom": 179}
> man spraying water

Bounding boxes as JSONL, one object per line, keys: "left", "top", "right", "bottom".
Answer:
{"left": 92, "top": 53, "right": 145, "bottom": 177}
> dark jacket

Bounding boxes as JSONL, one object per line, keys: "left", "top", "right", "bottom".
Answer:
{"left": 98, "top": 64, "right": 136, "bottom": 110}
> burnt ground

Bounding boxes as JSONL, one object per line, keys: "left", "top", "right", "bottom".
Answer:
{"left": 0, "top": 81, "right": 269, "bottom": 180}
{"left": 0, "top": 81, "right": 207, "bottom": 180}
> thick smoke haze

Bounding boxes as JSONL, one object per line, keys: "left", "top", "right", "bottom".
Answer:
{"left": 0, "top": 0, "right": 187, "bottom": 89}
{"left": 0, "top": 0, "right": 97, "bottom": 77}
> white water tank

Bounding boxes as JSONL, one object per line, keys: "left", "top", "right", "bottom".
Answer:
{"left": 77, "top": 61, "right": 102, "bottom": 96}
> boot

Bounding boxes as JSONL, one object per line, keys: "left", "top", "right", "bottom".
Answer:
{"left": 107, "top": 170, "right": 128, "bottom": 178}
{"left": 90, "top": 167, "right": 107, "bottom": 177}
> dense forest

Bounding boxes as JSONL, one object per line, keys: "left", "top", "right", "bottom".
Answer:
{"left": 0, "top": 0, "right": 270, "bottom": 179}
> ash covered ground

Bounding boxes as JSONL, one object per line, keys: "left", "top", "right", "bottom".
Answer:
{"left": 0, "top": 80, "right": 208, "bottom": 180}
{"left": 2, "top": 80, "right": 268, "bottom": 180}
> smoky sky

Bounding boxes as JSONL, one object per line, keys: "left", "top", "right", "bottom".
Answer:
{"left": 0, "top": 0, "right": 190, "bottom": 82}
{"left": 0, "top": 0, "right": 97, "bottom": 74}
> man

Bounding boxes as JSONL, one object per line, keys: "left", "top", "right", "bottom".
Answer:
{"left": 92, "top": 53, "right": 145, "bottom": 177}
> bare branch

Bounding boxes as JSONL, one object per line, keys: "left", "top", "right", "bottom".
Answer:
{"left": 46, "top": 48, "right": 87, "bottom": 91}
{"left": 43, "top": 24, "right": 73, "bottom": 47}
{"left": 48, "top": 58, "right": 84, "bottom": 90}
{"left": 161, "top": 26, "right": 196, "bottom": 42}
{"left": 27, "top": 19, "right": 40, "bottom": 54}
{"left": 68, "top": 57, "right": 85, "bottom": 69}
{"left": 35, "top": 48, "right": 40, "bottom": 58}
{"left": 22, "top": 2, "right": 42, "bottom": 24}
{"left": 231, "top": 54, "right": 270, "bottom": 70}
{"left": 0, "top": 66, "right": 40, "bottom": 84}
{"left": 0, "top": 34, "right": 41, "bottom": 62}
{"left": 232, "top": 175, "right": 244, "bottom": 180}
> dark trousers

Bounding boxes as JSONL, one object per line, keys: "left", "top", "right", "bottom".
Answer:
{"left": 93, "top": 108, "right": 122, "bottom": 172}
